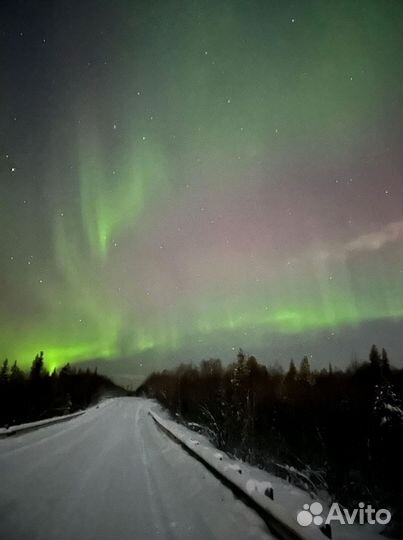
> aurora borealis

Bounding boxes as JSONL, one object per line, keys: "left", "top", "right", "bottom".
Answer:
{"left": 1, "top": 0, "right": 402, "bottom": 380}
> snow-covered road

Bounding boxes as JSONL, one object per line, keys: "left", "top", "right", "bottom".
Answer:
{"left": 0, "top": 397, "right": 274, "bottom": 540}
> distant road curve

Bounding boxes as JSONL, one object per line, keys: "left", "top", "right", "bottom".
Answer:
{"left": 0, "top": 397, "right": 273, "bottom": 540}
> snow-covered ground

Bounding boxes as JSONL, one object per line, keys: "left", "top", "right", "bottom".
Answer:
{"left": 0, "top": 410, "right": 85, "bottom": 437}
{"left": 149, "top": 403, "right": 389, "bottom": 540}
{"left": 0, "top": 397, "right": 275, "bottom": 540}
{"left": 0, "top": 397, "right": 392, "bottom": 540}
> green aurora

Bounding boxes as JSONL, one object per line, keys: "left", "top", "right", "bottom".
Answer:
{"left": 1, "top": 0, "right": 402, "bottom": 372}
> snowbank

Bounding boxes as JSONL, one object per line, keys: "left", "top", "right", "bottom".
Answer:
{"left": 149, "top": 409, "right": 324, "bottom": 540}
{"left": 149, "top": 408, "right": 386, "bottom": 540}
{"left": 0, "top": 410, "right": 85, "bottom": 438}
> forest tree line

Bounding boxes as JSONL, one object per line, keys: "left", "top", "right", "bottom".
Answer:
{"left": 0, "top": 351, "right": 126, "bottom": 427}
{"left": 138, "top": 345, "right": 403, "bottom": 527}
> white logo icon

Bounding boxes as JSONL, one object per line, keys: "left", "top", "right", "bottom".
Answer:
{"left": 297, "top": 502, "right": 323, "bottom": 527}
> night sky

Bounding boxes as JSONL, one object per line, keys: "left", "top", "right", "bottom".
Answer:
{"left": 1, "top": 0, "right": 402, "bottom": 382}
